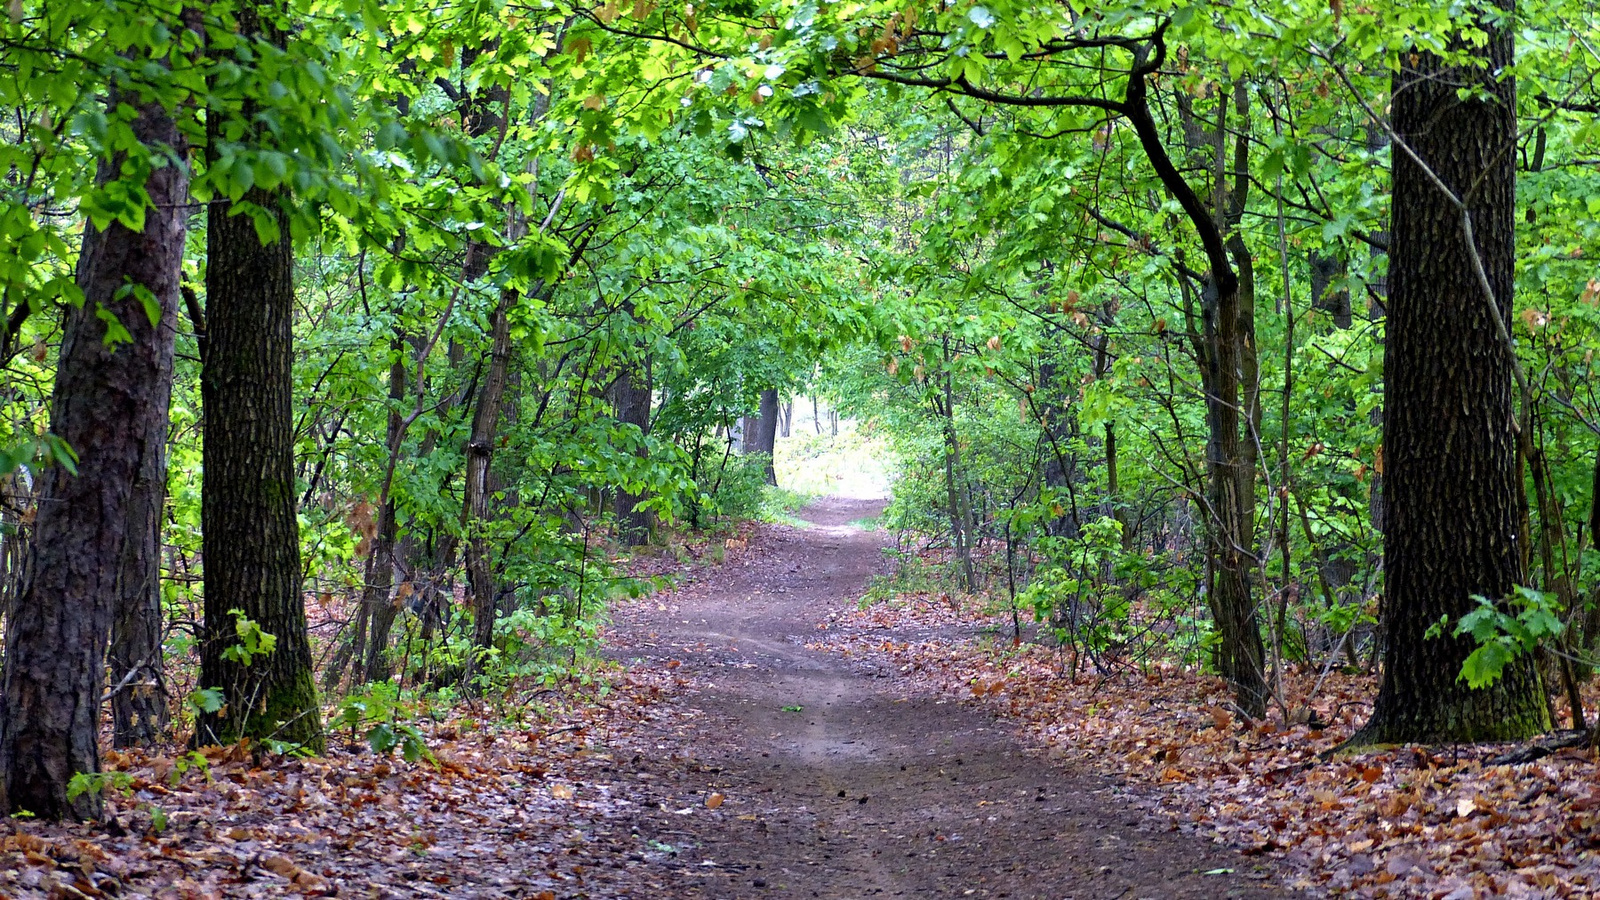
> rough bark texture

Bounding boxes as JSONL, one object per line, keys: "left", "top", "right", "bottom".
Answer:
{"left": 1199, "top": 252, "right": 1269, "bottom": 720}
{"left": 754, "top": 388, "right": 779, "bottom": 486}
{"left": 0, "top": 95, "right": 185, "bottom": 817}
{"left": 1353, "top": 2, "right": 1550, "bottom": 743}
{"left": 109, "top": 429, "right": 170, "bottom": 749}
{"left": 613, "top": 357, "right": 654, "bottom": 546}
{"left": 196, "top": 27, "right": 323, "bottom": 747}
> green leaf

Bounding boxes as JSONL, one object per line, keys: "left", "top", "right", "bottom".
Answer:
{"left": 368, "top": 723, "right": 399, "bottom": 754}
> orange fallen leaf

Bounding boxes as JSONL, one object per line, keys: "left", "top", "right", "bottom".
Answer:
{"left": 706, "top": 792, "right": 725, "bottom": 809}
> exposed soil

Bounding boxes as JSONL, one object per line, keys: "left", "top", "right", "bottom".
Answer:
{"left": 607, "top": 497, "right": 1293, "bottom": 899}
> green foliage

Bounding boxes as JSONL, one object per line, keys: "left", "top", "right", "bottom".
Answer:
{"left": 219, "top": 610, "right": 277, "bottom": 667}
{"left": 65, "top": 770, "right": 133, "bottom": 805}
{"left": 1428, "top": 587, "right": 1567, "bottom": 690}
{"left": 187, "top": 687, "right": 226, "bottom": 716}
{"left": 335, "top": 684, "right": 435, "bottom": 764}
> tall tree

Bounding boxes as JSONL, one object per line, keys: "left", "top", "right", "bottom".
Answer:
{"left": 613, "top": 354, "right": 654, "bottom": 546}
{"left": 1351, "top": 0, "right": 1550, "bottom": 743}
{"left": 0, "top": 89, "right": 187, "bottom": 817}
{"left": 752, "top": 387, "right": 779, "bottom": 486}
{"left": 194, "top": 2, "right": 323, "bottom": 750}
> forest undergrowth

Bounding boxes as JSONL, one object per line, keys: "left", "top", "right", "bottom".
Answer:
{"left": 815, "top": 588, "right": 1600, "bottom": 898}
{"left": 0, "top": 669, "right": 706, "bottom": 899}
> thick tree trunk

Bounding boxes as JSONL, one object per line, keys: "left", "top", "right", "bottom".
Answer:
{"left": 109, "top": 434, "right": 169, "bottom": 749}
{"left": 196, "top": 11, "right": 322, "bottom": 747}
{"left": 1309, "top": 250, "right": 1352, "bottom": 329}
{"left": 752, "top": 388, "right": 779, "bottom": 486}
{"left": 613, "top": 357, "right": 654, "bottom": 546}
{"left": 1352, "top": 1, "right": 1550, "bottom": 743}
{"left": 0, "top": 94, "right": 185, "bottom": 817}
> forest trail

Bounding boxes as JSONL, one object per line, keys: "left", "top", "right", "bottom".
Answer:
{"left": 610, "top": 498, "right": 1290, "bottom": 899}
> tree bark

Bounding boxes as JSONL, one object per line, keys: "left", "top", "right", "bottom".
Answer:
{"left": 0, "top": 93, "right": 185, "bottom": 817}
{"left": 1352, "top": 0, "right": 1550, "bottom": 743}
{"left": 1309, "top": 250, "right": 1352, "bottom": 329}
{"left": 753, "top": 388, "right": 779, "bottom": 486}
{"left": 1121, "top": 43, "right": 1269, "bottom": 717}
{"left": 613, "top": 356, "right": 654, "bottom": 546}
{"left": 109, "top": 428, "right": 169, "bottom": 749}
{"left": 195, "top": 6, "right": 322, "bottom": 750}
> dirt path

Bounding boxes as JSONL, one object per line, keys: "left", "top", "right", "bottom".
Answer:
{"left": 609, "top": 498, "right": 1292, "bottom": 899}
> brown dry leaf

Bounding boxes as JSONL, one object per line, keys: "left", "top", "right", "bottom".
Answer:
{"left": 1207, "top": 706, "right": 1231, "bottom": 731}
{"left": 551, "top": 783, "right": 575, "bottom": 800}
{"left": 261, "top": 854, "right": 300, "bottom": 878}
{"left": 705, "top": 792, "right": 725, "bottom": 809}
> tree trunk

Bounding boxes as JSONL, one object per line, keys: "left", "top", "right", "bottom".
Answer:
{"left": 753, "top": 388, "right": 779, "bottom": 486}
{"left": 939, "top": 354, "right": 977, "bottom": 592}
{"left": 1309, "top": 250, "right": 1352, "bottom": 329}
{"left": 1352, "top": 1, "right": 1550, "bottom": 743}
{"left": 1125, "top": 57, "right": 1269, "bottom": 717}
{"left": 0, "top": 93, "right": 186, "bottom": 817}
{"left": 1198, "top": 261, "right": 1270, "bottom": 719}
{"left": 109, "top": 432, "right": 169, "bottom": 749}
{"left": 613, "top": 357, "right": 654, "bottom": 546}
{"left": 195, "top": 8, "right": 322, "bottom": 749}
{"left": 1189, "top": 89, "right": 1269, "bottom": 718}
{"left": 462, "top": 282, "right": 516, "bottom": 684}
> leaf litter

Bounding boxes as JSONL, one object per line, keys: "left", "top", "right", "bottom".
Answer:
{"left": 0, "top": 669, "right": 719, "bottom": 899}
{"left": 8, "top": 522, "right": 1600, "bottom": 898}
{"left": 812, "top": 595, "right": 1600, "bottom": 898}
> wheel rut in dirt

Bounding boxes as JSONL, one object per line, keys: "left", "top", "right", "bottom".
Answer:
{"left": 611, "top": 497, "right": 1291, "bottom": 899}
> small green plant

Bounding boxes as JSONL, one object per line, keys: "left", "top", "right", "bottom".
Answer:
{"left": 168, "top": 750, "right": 213, "bottom": 786}
{"left": 781, "top": 704, "right": 803, "bottom": 712}
{"left": 68, "top": 762, "right": 193, "bottom": 832}
{"left": 1426, "top": 586, "right": 1566, "bottom": 689}
{"left": 66, "top": 770, "right": 133, "bottom": 804}
{"left": 220, "top": 609, "right": 277, "bottom": 666}
{"left": 335, "top": 683, "right": 435, "bottom": 764}
{"left": 188, "top": 686, "right": 225, "bottom": 716}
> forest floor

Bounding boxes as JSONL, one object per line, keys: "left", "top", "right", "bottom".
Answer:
{"left": 599, "top": 495, "right": 1288, "bottom": 899}
{"left": 7, "top": 498, "right": 1600, "bottom": 898}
